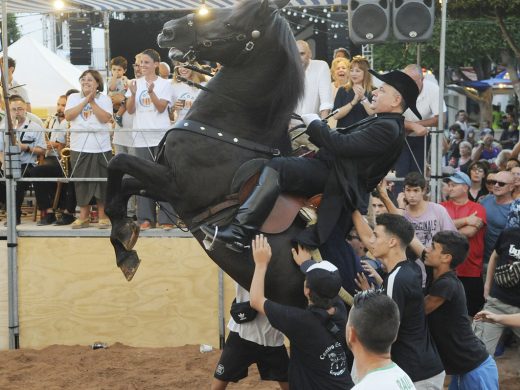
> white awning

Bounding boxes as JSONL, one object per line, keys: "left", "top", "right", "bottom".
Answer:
{"left": 1, "top": 0, "right": 346, "bottom": 13}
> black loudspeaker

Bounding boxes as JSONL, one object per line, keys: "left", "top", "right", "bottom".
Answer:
{"left": 69, "top": 16, "right": 92, "bottom": 66}
{"left": 392, "top": 0, "right": 435, "bottom": 42}
{"left": 348, "top": 0, "right": 391, "bottom": 45}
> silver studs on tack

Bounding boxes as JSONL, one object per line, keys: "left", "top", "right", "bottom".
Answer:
{"left": 233, "top": 138, "right": 238, "bottom": 143}
{"left": 217, "top": 132, "right": 223, "bottom": 137}
{"left": 251, "top": 30, "right": 261, "bottom": 39}
{"left": 200, "top": 126, "right": 205, "bottom": 130}
{"left": 184, "top": 122, "right": 189, "bottom": 126}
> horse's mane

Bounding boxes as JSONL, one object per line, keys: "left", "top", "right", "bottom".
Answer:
{"left": 231, "top": 0, "right": 304, "bottom": 127}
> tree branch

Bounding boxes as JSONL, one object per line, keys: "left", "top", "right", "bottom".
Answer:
{"left": 495, "top": 8, "right": 520, "bottom": 58}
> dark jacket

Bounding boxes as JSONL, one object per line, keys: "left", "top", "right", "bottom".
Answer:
{"left": 299, "top": 113, "right": 405, "bottom": 246}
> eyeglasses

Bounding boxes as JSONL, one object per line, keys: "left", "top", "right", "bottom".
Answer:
{"left": 471, "top": 167, "right": 484, "bottom": 173}
{"left": 487, "top": 180, "right": 511, "bottom": 187}
{"left": 10, "top": 107, "right": 25, "bottom": 112}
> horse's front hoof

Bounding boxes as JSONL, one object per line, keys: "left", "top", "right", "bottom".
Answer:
{"left": 118, "top": 250, "right": 141, "bottom": 282}
{"left": 112, "top": 219, "right": 140, "bottom": 251}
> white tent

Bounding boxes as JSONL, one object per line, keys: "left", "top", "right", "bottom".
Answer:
{"left": 3, "top": 36, "right": 82, "bottom": 116}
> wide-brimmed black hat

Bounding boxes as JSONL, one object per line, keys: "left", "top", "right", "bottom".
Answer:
{"left": 369, "top": 69, "right": 422, "bottom": 120}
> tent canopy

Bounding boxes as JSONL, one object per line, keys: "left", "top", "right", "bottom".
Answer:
{"left": 1, "top": 0, "right": 345, "bottom": 13}
{"left": 2, "top": 36, "right": 81, "bottom": 113}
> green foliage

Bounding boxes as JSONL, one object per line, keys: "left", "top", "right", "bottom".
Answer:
{"left": 1, "top": 14, "right": 20, "bottom": 44}
{"left": 448, "top": 0, "right": 520, "bottom": 17}
{"left": 373, "top": 17, "right": 520, "bottom": 74}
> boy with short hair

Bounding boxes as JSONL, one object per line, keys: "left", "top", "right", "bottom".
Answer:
{"left": 108, "top": 56, "right": 129, "bottom": 127}
{"left": 250, "top": 234, "right": 354, "bottom": 389}
{"left": 423, "top": 231, "right": 498, "bottom": 389}
{"left": 347, "top": 290, "right": 414, "bottom": 390}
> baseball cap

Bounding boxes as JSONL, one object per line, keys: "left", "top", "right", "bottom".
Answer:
{"left": 303, "top": 261, "right": 342, "bottom": 299}
{"left": 446, "top": 171, "right": 471, "bottom": 187}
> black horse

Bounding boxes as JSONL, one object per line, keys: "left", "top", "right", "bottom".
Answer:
{"left": 106, "top": 0, "right": 311, "bottom": 307}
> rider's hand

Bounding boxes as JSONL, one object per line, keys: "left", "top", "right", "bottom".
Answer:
{"left": 301, "top": 113, "right": 320, "bottom": 127}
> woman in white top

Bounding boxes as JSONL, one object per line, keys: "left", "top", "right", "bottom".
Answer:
{"left": 170, "top": 61, "right": 206, "bottom": 123}
{"left": 65, "top": 70, "right": 113, "bottom": 229}
{"left": 126, "top": 48, "right": 175, "bottom": 230}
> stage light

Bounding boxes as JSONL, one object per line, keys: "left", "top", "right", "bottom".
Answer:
{"left": 198, "top": 0, "right": 209, "bottom": 16}
{"left": 54, "top": 0, "right": 65, "bottom": 10}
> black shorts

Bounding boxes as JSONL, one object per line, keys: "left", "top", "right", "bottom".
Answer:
{"left": 213, "top": 331, "right": 289, "bottom": 383}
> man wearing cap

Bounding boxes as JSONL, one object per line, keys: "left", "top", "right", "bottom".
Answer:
{"left": 249, "top": 235, "right": 354, "bottom": 389}
{"left": 202, "top": 69, "right": 420, "bottom": 251}
{"left": 440, "top": 171, "right": 487, "bottom": 316}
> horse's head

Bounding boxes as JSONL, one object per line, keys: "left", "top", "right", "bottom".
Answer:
{"left": 157, "top": 0, "right": 291, "bottom": 65}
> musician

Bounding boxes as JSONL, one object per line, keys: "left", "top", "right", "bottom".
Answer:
{"left": 32, "top": 95, "right": 76, "bottom": 226}
{"left": 0, "top": 95, "right": 45, "bottom": 225}
{"left": 202, "top": 70, "right": 420, "bottom": 251}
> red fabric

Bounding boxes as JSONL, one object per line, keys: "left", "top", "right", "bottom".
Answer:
{"left": 441, "top": 200, "right": 487, "bottom": 277}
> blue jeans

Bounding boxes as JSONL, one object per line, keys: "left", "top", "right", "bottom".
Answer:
{"left": 448, "top": 355, "right": 498, "bottom": 390}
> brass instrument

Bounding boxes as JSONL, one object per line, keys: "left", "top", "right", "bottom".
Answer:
{"left": 60, "top": 147, "right": 71, "bottom": 177}
{"left": 51, "top": 147, "right": 71, "bottom": 213}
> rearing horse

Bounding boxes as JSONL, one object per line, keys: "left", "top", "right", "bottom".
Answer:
{"left": 105, "top": 0, "right": 310, "bottom": 307}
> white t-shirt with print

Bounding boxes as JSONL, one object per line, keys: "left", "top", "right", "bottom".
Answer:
{"left": 352, "top": 362, "right": 415, "bottom": 390}
{"left": 171, "top": 82, "right": 203, "bottom": 122}
{"left": 65, "top": 93, "right": 112, "bottom": 153}
{"left": 126, "top": 77, "right": 173, "bottom": 147}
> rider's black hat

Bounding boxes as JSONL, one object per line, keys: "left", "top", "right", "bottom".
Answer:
{"left": 369, "top": 69, "right": 422, "bottom": 120}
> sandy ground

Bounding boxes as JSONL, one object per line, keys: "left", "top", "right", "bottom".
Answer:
{"left": 0, "top": 343, "right": 518, "bottom": 389}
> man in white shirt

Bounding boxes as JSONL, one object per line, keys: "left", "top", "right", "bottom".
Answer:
{"left": 0, "top": 95, "right": 46, "bottom": 224}
{"left": 394, "top": 64, "right": 446, "bottom": 192}
{"left": 292, "top": 40, "right": 333, "bottom": 151}
{"left": 347, "top": 290, "right": 414, "bottom": 389}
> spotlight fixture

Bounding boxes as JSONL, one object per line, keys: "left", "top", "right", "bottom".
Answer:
{"left": 198, "top": 0, "right": 209, "bottom": 16}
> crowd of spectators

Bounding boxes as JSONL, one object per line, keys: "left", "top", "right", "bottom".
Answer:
{"left": 1, "top": 42, "right": 519, "bottom": 389}
{"left": 204, "top": 47, "right": 519, "bottom": 390}
{"left": 0, "top": 51, "right": 205, "bottom": 229}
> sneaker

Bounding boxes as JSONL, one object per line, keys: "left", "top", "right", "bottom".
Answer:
{"left": 140, "top": 220, "right": 155, "bottom": 230}
{"left": 160, "top": 224, "right": 174, "bottom": 231}
{"left": 37, "top": 213, "right": 56, "bottom": 226}
{"left": 71, "top": 218, "right": 90, "bottom": 229}
{"left": 55, "top": 214, "right": 76, "bottom": 226}
{"left": 98, "top": 218, "right": 111, "bottom": 229}
{"left": 114, "top": 115, "right": 123, "bottom": 127}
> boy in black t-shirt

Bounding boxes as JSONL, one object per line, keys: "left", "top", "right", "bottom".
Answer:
{"left": 352, "top": 211, "right": 445, "bottom": 389}
{"left": 424, "top": 231, "right": 498, "bottom": 390}
{"left": 249, "top": 234, "right": 354, "bottom": 390}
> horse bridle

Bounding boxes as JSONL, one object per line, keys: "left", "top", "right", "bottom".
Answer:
{"left": 180, "top": 13, "right": 266, "bottom": 64}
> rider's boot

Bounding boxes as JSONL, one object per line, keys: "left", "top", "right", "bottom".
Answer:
{"left": 201, "top": 166, "right": 280, "bottom": 252}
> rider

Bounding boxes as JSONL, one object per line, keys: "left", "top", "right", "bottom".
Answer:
{"left": 202, "top": 70, "right": 421, "bottom": 251}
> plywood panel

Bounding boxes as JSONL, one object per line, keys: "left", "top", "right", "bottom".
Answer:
{"left": 17, "top": 237, "right": 236, "bottom": 349}
{"left": 0, "top": 240, "right": 8, "bottom": 349}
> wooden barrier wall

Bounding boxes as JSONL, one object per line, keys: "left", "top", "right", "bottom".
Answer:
{"left": 1, "top": 236, "right": 235, "bottom": 350}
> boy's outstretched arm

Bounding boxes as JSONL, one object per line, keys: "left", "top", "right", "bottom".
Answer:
{"left": 250, "top": 234, "right": 272, "bottom": 315}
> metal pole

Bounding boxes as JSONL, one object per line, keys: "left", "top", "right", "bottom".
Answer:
{"left": 2, "top": 0, "right": 20, "bottom": 349}
{"left": 217, "top": 269, "right": 225, "bottom": 349}
{"left": 103, "top": 12, "right": 110, "bottom": 78}
{"left": 432, "top": 0, "right": 448, "bottom": 202}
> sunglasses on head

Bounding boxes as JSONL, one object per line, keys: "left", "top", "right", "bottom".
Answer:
{"left": 486, "top": 180, "right": 510, "bottom": 187}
